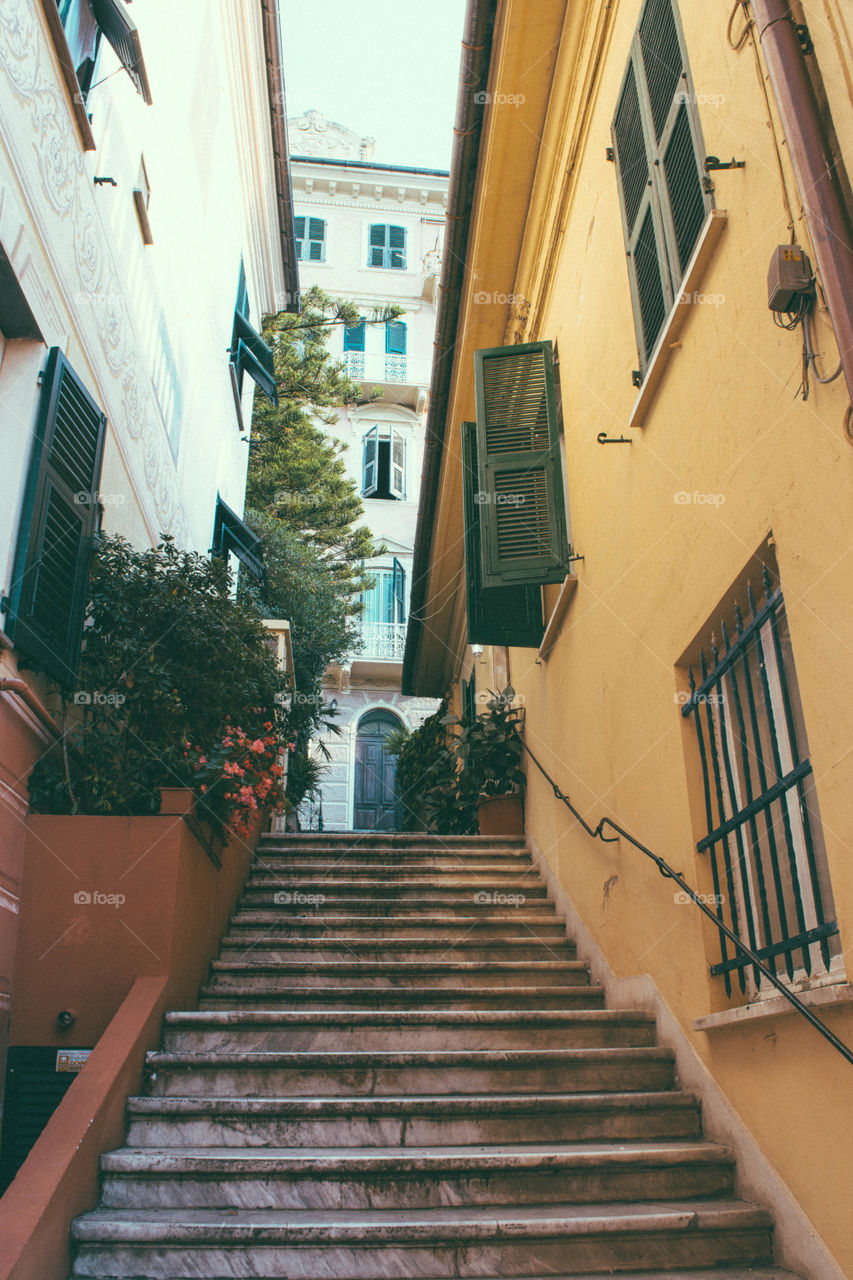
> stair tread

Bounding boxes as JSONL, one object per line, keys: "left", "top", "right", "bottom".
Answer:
{"left": 146, "top": 1047, "right": 676, "bottom": 1066}
{"left": 164, "top": 1008, "right": 652, "bottom": 1024}
{"left": 210, "top": 959, "right": 585, "bottom": 970}
{"left": 127, "top": 1092, "right": 698, "bottom": 1114}
{"left": 103, "top": 1140, "right": 733, "bottom": 1171}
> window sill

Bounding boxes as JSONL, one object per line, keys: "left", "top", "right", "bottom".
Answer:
{"left": 38, "top": 0, "right": 96, "bottom": 152}
{"left": 538, "top": 574, "right": 578, "bottom": 660}
{"left": 629, "top": 209, "right": 727, "bottom": 430}
{"left": 693, "top": 979, "right": 853, "bottom": 1033}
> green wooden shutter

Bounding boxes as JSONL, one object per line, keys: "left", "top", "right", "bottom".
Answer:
{"left": 473, "top": 342, "right": 570, "bottom": 589}
{"left": 386, "top": 320, "right": 406, "bottom": 354}
{"left": 363, "top": 425, "right": 378, "bottom": 496}
{"left": 232, "top": 312, "right": 278, "bottom": 405}
{"left": 294, "top": 217, "right": 305, "bottom": 261}
{"left": 390, "top": 427, "right": 405, "bottom": 500}
{"left": 388, "top": 226, "right": 406, "bottom": 269}
{"left": 344, "top": 321, "right": 365, "bottom": 352}
{"left": 211, "top": 496, "right": 264, "bottom": 583}
{"left": 5, "top": 348, "right": 106, "bottom": 688}
{"left": 461, "top": 422, "right": 544, "bottom": 649}
{"left": 368, "top": 225, "right": 386, "bottom": 266}
{"left": 307, "top": 218, "right": 326, "bottom": 262}
{"left": 612, "top": 0, "right": 710, "bottom": 371}
{"left": 392, "top": 557, "right": 406, "bottom": 623}
{"left": 89, "top": 0, "right": 152, "bottom": 103}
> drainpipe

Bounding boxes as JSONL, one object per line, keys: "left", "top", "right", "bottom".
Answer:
{"left": 751, "top": 0, "right": 853, "bottom": 404}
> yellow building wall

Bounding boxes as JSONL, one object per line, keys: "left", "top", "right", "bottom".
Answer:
{"left": 443, "top": 0, "right": 853, "bottom": 1269}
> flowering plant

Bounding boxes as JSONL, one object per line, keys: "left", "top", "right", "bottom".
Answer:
{"left": 182, "top": 720, "right": 285, "bottom": 841}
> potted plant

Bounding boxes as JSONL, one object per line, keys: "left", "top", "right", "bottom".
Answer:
{"left": 448, "top": 687, "right": 526, "bottom": 836}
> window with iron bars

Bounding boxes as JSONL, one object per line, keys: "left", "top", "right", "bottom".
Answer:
{"left": 681, "top": 567, "right": 842, "bottom": 998}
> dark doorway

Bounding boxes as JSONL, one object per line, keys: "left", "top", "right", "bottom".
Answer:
{"left": 353, "top": 710, "right": 401, "bottom": 830}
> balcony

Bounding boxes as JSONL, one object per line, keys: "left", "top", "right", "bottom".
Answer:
{"left": 344, "top": 352, "right": 431, "bottom": 405}
{"left": 353, "top": 619, "right": 407, "bottom": 661}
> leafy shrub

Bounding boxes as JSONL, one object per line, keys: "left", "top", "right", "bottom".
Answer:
{"left": 27, "top": 534, "right": 290, "bottom": 827}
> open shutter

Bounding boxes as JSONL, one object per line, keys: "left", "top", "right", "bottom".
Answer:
{"left": 461, "top": 423, "right": 544, "bottom": 648}
{"left": 308, "top": 218, "right": 326, "bottom": 261}
{"left": 5, "top": 348, "right": 106, "bottom": 687}
{"left": 392, "top": 557, "right": 406, "bottom": 623}
{"left": 294, "top": 217, "right": 305, "bottom": 261}
{"left": 232, "top": 312, "right": 278, "bottom": 405}
{"left": 362, "top": 425, "right": 378, "bottom": 497}
{"left": 344, "top": 321, "right": 365, "bottom": 352}
{"left": 390, "top": 427, "right": 405, "bottom": 500}
{"left": 386, "top": 321, "right": 406, "bottom": 354}
{"left": 612, "top": 0, "right": 710, "bottom": 371}
{"left": 211, "top": 496, "right": 264, "bottom": 583}
{"left": 474, "top": 341, "right": 570, "bottom": 589}
{"left": 89, "top": 0, "right": 152, "bottom": 103}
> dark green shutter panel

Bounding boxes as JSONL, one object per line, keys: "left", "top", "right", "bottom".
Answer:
{"left": 344, "top": 321, "right": 365, "bottom": 352}
{"left": 638, "top": 0, "right": 682, "bottom": 140}
{"left": 635, "top": 208, "right": 667, "bottom": 357}
{"left": 389, "top": 225, "right": 406, "bottom": 268}
{"left": 211, "top": 496, "right": 265, "bottom": 583}
{"left": 369, "top": 225, "right": 387, "bottom": 247}
{"left": 232, "top": 312, "right": 277, "bottom": 404}
{"left": 612, "top": 62, "right": 648, "bottom": 236}
{"left": 386, "top": 320, "right": 406, "bottom": 354}
{"left": 663, "top": 103, "right": 706, "bottom": 272}
{"left": 474, "top": 341, "right": 570, "bottom": 589}
{"left": 294, "top": 217, "right": 306, "bottom": 238}
{"left": 462, "top": 422, "right": 544, "bottom": 648}
{"left": 392, "top": 556, "right": 406, "bottom": 623}
{"left": 89, "top": 0, "right": 152, "bottom": 103}
{"left": 308, "top": 218, "right": 325, "bottom": 241}
{"left": 5, "top": 348, "right": 106, "bottom": 688}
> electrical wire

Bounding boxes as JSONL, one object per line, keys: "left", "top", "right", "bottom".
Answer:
{"left": 802, "top": 309, "right": 844, "bottom": 384}
{"left": 727, "top": 0, "right": 752, "bottom": 51}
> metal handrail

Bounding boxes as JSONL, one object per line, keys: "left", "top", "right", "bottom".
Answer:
{"left": 520, "top": 736, "right": 853, "bottom": 1067}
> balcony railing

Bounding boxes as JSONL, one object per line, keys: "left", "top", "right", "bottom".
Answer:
{"left": 352, "top": 619, "right": 407, "bottom": 661}
{"left": 343, "top": 352, "right": 430, "bottom": 387}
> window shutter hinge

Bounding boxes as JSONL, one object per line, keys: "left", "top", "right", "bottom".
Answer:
{"left": 0, "top": 594, "right": 9, "bottom": 614}
{"left": 606, "top": 147, "right": 614, "bottom": 162}
{"left": 632, "top": 370, "right": 643, "bottom": 388}
{"left": 702, "top": 174, "right": 715, "bottom": 195}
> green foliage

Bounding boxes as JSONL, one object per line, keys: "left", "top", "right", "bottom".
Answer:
{"left": 284, "top": 747, "right": 327, "bottom": 811}
{"left": 389, "top": 702, "right": 476, "bottom": 835}
{"left": 449, "top": 687, "right": 526, "bottom": 802}
{"left": 27, "top": 535, "right": 288, "bottom": 818}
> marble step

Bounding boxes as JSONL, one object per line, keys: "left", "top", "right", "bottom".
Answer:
{"left": 239, "top": 879, "right": 548, "bottom": 900}
{"left": 124, "top": 1092, "right": 698, "bottom": 1148}
{"left": 98, "top": 1140, "right": 735, "bottom": 1209}
{"left": 252, "top": 857, "right": 536, "bottom": 874}
{"left": 227, "top": 913, "right": 568, "bottom": 937}
{"left": 70, "top": 1270, "right": 801, "bottom": 1280}
{"left": 233, "top": 897, "right": 556, "bottom": 917}
{"left": 246, "top": 868, "right": 538, "bottom": 886}
{"left": 143, "top": 1049, "right": 683, "bottom": 1099}
{"left": 257, "top": 834, "right": 528, "bottom": 851}
{"left": 161, "top": 1008, "right": 658, "bottom": 1054}
{"left": 197, "top": 985, "right": 605, "bottom": 1012}
{"left": 206, "top": 958, "right": 591, "bottom": 988}
{"left": 217, "top": 938, "right": 576, "bottom": 963}
{"left": 69, "top": 1199, "right": 774, "bottom": 1277}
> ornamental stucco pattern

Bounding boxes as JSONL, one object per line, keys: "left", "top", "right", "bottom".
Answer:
{"left": 0, "top": 0, "right": 184, "bottom": 541}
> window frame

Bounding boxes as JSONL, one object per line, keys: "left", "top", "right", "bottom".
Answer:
{"left": 367, "top": 224, "right": 407, "bottom": 270}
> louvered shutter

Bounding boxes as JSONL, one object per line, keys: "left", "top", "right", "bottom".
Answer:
{"left": 392, "top": 557, "right": 406, "bottom": 623}
{"left": 363, "top": 425, "right": 378, "bottom": 497}
{"left": 211, "top": 496, "right": 265, "bottom": 583}
{"left": 368, "top": 225, "right": 386, "bottom": 267}
{"left": 474, "top": 342, "right": 570, "bottom": 589}
{"left": 386, "top": 321, "right": 406, "bottom": 354}
{"left": 612, "top": 0, "right": 710, "bottom": 371}
{"left": 388, "top": 226, "right": 406, "bottom": 269}
{"left": 390, "top": 427, "right": 405, "bottom": 500}
{"left": 294, "top": 217, "right": 305, "bottom": 261}
{"left": 461, "top": 423, "right": 544, "bottom": 648}
{"left": 5, "top": 348, "right": 106, "bottom": 688}
{"left": 232, "top": 312, "right": 278, "bottom": 405}
{"left": 89, "top": 0, "right": 152, "bottom": 103}
{"left": 307, "top": 218, "right": 326, "bottom": 262}
{"left": 344, "top": 321, "right": 365, "bottom": 352}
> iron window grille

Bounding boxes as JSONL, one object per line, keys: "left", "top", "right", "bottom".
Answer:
{"left": 295, "top": 217, "right": 327, "bottom": 262}
{"left": 682, "top": 569, "right": 841, "bottom": 997}
{"left": 611, "top": 0, "right": 711, "bottom": 373}
{"left": 368, "top": 224, "right": 406, "bottom": 269}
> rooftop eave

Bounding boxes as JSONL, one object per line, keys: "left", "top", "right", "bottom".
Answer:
{"left": 260, "top": 0, "right": 301, "bottom": 313}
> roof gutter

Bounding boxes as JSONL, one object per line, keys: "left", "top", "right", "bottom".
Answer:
{"left": 402, "top": 0, "right": 497, "bottom": 694}
{"left": 751, "top": 0, "right": 853, "bottom": 404}
{"left": 260, "top": 0, "right": 301, "bottom": 313}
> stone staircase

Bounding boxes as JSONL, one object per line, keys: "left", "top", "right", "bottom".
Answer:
{"left": 68, "top": 832, "right": 803, "bottom": 1278}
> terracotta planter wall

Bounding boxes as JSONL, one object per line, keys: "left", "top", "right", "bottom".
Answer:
{"left": 478, "top": 793, "right": 525, "bottom": 836}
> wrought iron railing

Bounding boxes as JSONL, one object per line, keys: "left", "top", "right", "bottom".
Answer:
{"left": 352, "top": 619, "right": 407, "bottom": 661}
{"left": 343, "top": 351, "right": 430, "bottom": 387}
{"left": 519, "top": 737, "right": 853, "bottom": 1067}
{"left": 681, "top": 570, "right": 838, "bottom": 997}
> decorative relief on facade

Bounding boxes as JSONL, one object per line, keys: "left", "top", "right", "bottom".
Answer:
{"left": 0, "top": 0, "right": 185, "bottom": 540}
{"left": 289, "top": 109, "right": 375, "bottom": 162}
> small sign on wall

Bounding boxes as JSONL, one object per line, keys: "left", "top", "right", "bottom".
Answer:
{"left": 55, "top": 1049, "right": 91, "bottom": 1073}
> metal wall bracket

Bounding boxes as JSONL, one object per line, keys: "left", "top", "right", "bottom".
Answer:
{"left": 597, "top": 431, "right": 633, "bottom": 444}
{"left": 704, "top": 156, "right": 745, "bottom": 172}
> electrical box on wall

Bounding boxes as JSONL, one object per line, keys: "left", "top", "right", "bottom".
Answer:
{"left": 767, "top": 244, "right": 813, "bottom": 311}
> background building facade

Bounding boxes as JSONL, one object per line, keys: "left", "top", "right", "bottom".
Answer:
{"left": 288, "top": 111, "right": 443, "bottom": 830}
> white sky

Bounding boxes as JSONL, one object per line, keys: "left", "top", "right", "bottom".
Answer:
{"left": 279, "top": 0, "right": 467, "bottom": 171}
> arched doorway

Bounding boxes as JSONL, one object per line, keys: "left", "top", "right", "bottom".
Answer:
{"left": 353, "top": 710, "right": 402, "bottom": 831}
